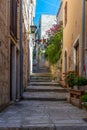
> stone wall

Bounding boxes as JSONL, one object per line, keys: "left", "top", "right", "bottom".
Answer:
{"left": 62, "top": 0, "right": 82, "bottom": 77}
{"left": 22, "top": 25, "right": 28, "bottom": 90}
{"left": 0, "top": 0, "right": 10, "bottom": 110}
{"left": 49, "top": 60, "right": 62, "bottom": 82}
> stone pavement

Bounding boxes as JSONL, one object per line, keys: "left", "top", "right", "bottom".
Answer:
{"left": 0, "top": 71, "right": 87, "bottom": 130}
{"left": 0, "top": 101, "right": 87, "bottom": 130}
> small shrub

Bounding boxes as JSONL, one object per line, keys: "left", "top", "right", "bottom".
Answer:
{"left": 76, "top": 77, "right": 87, "bottom": 86}
{"left": 81, "top": 93, "right": 87, "bottom": 102}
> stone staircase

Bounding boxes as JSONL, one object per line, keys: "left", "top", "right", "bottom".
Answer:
{"left": 0, "top": 70, "right": 87, "bottom": 130}
{"left": 23, "top": 72, "right": 69, "bottom": 101}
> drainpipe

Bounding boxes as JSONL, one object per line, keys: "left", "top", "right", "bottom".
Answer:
{"left": 82, "top": 0, "right": 85, "bottom": 76}
{"left": 20, "top": 0, "right": 23, "bottom": 97}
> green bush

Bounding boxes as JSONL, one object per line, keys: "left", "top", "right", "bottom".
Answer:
{"left": 76, "top": 77, "right": 87, "bottom": 86}
{"left": 81, "top": 93, "right": 87, "bottom": 102}
{"left": 45, "top": 24, "right": 63, "bottom": 65}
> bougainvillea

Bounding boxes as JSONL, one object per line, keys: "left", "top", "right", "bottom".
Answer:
{"left": 45, "top": 21, "right": 63, "bottom": 64}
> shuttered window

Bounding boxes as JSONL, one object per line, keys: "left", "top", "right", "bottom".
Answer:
{"left": 10, "top": 0, "right": 17, "bottom": 39}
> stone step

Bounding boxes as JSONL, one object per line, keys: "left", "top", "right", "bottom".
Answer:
{"left": 30, "top": 77, "right": 52, "bottom": 80}
{"left": 38, "top": 68, "right": 50, "bottom": 72}
{"left": 30, "top": 76, "right": 52, "bottom": 79}
{"left": 25, "top": 86, "right": 68, "bottom": 92}
{"left": 22, "top": 92, "right": 68, "bottom": 101}
{"left": 1, "top": 124, "right": 87, "bottom": 130}
{"left": 28, "top": 81, "right": 60, "bottom": 86}
{"left": 28, "top": 82, "right": 61, "bottom": 86}
{"left": 30, "top": 79, "right": 52, "bottom": 82}
{"left": 23, "top": 97, "right": 67, "bottom": 101}
{"left": 30, "top": 73, "right": 51, "bottom": 77}
{"left": 30, "top": 78, "right": 52, "bottom": 82}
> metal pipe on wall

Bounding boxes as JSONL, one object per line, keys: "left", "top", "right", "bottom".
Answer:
{"left": 20, "top": 0, "right": 23, "bottom": 97}
{"left": 82, "top": 0, "right": 85, "bottom": 76}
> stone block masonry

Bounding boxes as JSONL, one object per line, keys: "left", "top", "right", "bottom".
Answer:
{"left": 22, "top": 26, "right": 28, "bottom": 90}
{"left": 0, "top": 0, "right": 29, "bottom": 110}
{"left": 0, "top": 0, "right": 10, "bottom": 110}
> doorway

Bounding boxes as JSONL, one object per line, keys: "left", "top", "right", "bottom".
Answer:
{"left": 64, "top": 50, "right": 67, "bottom": 74}
{"left": 74, "top": 39, "right": 79, "bottom": 73}
{"left": 16, "top": 50, "right": 20, "bottom": 99}
{"left": 10, "top": 43, "right": 13, "bottom": 101}
{"left": 10, "top": 42, "right": 16, "bottom": 101}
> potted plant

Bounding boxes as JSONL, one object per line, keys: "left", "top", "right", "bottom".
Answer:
{"left": 65, "top": 71, "right": 77, "bottom": 89}
{"left": 65, "top": 71, "right": 87, "bottom": 90}
{"left": 65, "top": 71, "right": 87, "bottom": 107}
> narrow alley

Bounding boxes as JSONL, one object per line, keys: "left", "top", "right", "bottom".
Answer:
{"left": 0, "top": 67, "right": 87, "bottom": 130}
{"left": 0, "top": 0, "right": 87, "bottom": 130}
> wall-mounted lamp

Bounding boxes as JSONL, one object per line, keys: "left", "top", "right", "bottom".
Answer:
{"left": 30, "top": 25, "right": 37, "bottom": 33}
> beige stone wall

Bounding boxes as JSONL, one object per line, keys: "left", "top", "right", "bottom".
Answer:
{"left": 62, "top": 0, "right": 82, "bottom": 76}
{"left": 0, "top": 0, "right": 10, "bottom": 109}
{"left": 22, "top": 25, "right": 28, "bottom": 90}
{"left": 0, "top": 0, "right": 28, "bottom": 108}
{"left": 50, "top": 60, "right": 62, "bottom": 82}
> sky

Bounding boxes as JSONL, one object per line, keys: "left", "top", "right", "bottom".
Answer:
{"left": 34, "top": 0, "right": 61, "bottom": 27}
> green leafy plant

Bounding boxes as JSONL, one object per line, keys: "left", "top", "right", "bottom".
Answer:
{"left": 45, "top": 22, "right": 63, "bottom": 65}
{"left": 76, "top": 77, "right": 87, "bottom": 86}
{"left": 81, "top": 93, "right": 87, "bottom": 102}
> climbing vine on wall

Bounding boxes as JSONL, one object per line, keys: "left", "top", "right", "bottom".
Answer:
{"left": 45, "top": 21, "right": 63, "bottom": 65}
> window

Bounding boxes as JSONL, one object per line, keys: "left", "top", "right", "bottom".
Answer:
{"left": 65, "top": 2, "right": 67, "bottom": 26}
{"left": 30, "top": 0, "right": 33, "bottom": 4}
{"left": 74, "top": 40, "right": 79, "bottom": 73}
{"left": 10, "top": 0, "right": 17, "bottom": 39}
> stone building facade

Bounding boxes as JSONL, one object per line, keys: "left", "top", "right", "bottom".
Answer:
{"left": 10, "top": 0, "right": 20, "bottom": 101}
{"left": 0, "top": 0, "right": 36, "bottom": 110}
{"left": 38, "top": 14, "right": 57, "bottom": 41}
{"left": 62, "top": 0, "right": 87, "bottom": 84}
{"left": 0, "top": 0, "right": 21, "bottom": 110}
{"left": 22, "top": 0, "right": 36, "bottom": 81}
{"left": 0, "top": 0, "right": 10, "bottom": 110}
{"left": 38, "top": 15, "right": 57, "bottom": 68}
{"left": 22, "top": 24, "right": 28, "bottom": 90}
